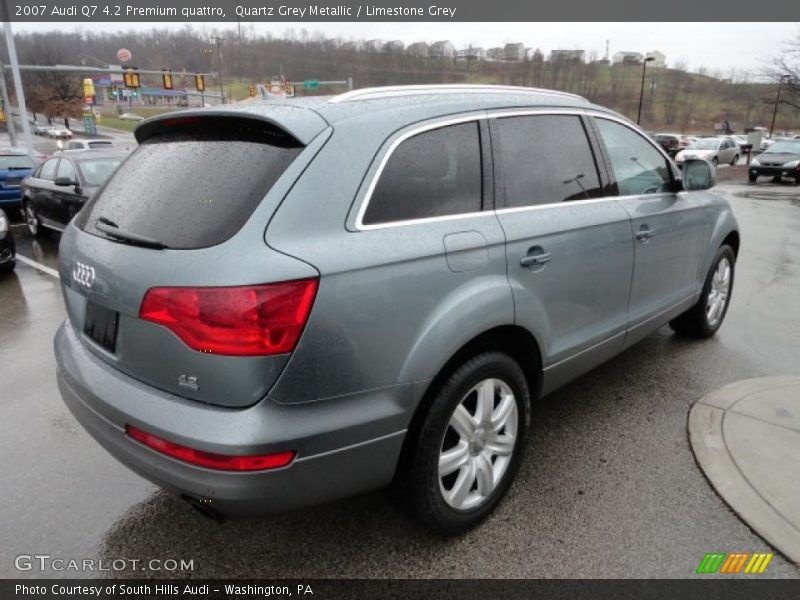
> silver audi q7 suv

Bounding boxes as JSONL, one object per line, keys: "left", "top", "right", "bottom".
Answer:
{"left": 55, "top": 85, "right": 739, "bottom": 533}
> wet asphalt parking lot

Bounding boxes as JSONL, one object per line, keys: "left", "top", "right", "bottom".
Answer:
{"left": 1, "top": 182, "right": 799, "bottom": 579}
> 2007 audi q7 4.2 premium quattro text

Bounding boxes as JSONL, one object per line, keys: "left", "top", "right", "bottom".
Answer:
{"left": 55, "top": 85, "right": 739, "bottom": 533}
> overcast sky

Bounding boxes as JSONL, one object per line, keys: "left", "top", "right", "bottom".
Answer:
{"left": 11, "top": 21, "right": 799, "bottom": 75}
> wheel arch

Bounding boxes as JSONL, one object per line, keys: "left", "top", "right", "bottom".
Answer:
{"left": 393, "top": 324, "right": 542, "bottom": 479}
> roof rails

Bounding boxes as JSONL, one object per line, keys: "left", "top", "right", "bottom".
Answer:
{"left": 329, "top": 84, "right": 588, "bottom": 104}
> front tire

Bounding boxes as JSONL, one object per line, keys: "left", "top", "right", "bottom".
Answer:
{"left": 711, "top": 156, "right": 719, "bottom": 167}
{"left": 403, "top": 352, "right": 530, "bottom": 535}
{"left": 730, "top": 154, "right": 739, "bottom": 166}
{"left": 670, "top": 245, "right": 735, "bottom": 338}
{"left": 748, "top": 173, "right": 757, "bottom": 183}
{"left": 24, "top": 202, "right": 47, "bottom": 238}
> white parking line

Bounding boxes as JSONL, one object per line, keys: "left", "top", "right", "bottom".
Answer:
{"left": 16, "top": 254, "right": 60, "bottom": 279}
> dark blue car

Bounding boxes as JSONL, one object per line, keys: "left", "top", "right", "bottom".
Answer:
{"left": 0, "top": 150, "right": 38, "bottom": 210}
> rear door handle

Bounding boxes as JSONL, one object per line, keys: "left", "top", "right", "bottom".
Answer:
{"left": 520, "top": 252, "right": 552, "bottom": 268}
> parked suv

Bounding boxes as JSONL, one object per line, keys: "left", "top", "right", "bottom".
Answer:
{"left": 55, "top": 85, "right": 739, "bottom": 533}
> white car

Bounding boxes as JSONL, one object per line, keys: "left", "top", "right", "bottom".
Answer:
{"left": 675, "top": 137, "right": 739, "bottom": 167}
{"left": 118, "top": 113, "right": 144, "bottom": 122}
{"left": 60, "top": 139, "right": 114, "bottom": 152}
{"left": 48, "top": 126, "right": 73, "bottom": 139}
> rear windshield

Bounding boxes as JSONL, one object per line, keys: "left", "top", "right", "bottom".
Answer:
{"left": 88, "top": 141, "right": 113, "bottom": 149}
{"left": 77, "top": 121, "right": 302, "bottom": 249}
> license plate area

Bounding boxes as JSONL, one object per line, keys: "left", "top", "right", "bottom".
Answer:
{"left": 84, "top": 300, "right": 119, "bottom": 353}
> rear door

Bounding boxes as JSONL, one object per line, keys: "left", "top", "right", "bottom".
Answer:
{"left": 490, "top": 111, "right": 634, "bottom": 395}
{"left": 591, "top": 116, "right": 711, "bottom": 344}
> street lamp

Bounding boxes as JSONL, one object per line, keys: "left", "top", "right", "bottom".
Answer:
{"left": 637, "top": 55, "right": 655, "bottom": 125}
{"left": 769, "top": 74, "right": 791, "bottom": 139}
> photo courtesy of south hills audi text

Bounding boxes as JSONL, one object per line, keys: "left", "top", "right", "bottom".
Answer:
{"left": 1, "top": 0, "right": 800, "bottom": 596}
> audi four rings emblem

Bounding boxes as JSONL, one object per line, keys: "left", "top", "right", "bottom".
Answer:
{"left": 72, "top": 262, "right": 96, "bottom": 289}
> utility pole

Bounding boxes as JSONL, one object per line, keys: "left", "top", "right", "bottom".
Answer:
{"left": 769, "top": 74, "right": 790, "bottom": 138}
{"left": 637, "top": 56, "right": 655, "bottom": 126}
{"left": 213, "top": 36, "right": 226, "bottom": 104}
{"left": 0, "top": 61, "right": 17, "bottom": 146}
{"left": 1, "top": 17, "right": 35, "bottom": 153}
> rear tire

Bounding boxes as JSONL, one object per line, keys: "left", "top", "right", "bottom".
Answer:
{"left": 670, "top": 245, "right": 735, "bottom": 338}
{"left": 0, "top": 258, "right": 15, "bottom": 273}
{"left": 712, "top": 156, "right": 719, "bottom": 167}
{"left": 400, "top": 351, "right": 531, "bottom": 535}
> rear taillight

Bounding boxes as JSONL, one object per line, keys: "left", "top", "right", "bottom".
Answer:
{"left": 126, "top": 425, "right": 295, "bottom": 471}
{"left": 139, "top": 278, "right": 318, "bottom": 356}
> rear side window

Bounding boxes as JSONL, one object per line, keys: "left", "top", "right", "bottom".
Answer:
{"left": 362, "top": 121, "right": 481, "bottom": 226}
{"left": 77, "top": 120, "right": 302, "bottom": 249}
{"left": 492, "top": 115, "right": 602, "bottom": 208}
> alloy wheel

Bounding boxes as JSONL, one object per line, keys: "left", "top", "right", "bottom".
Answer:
{"left": 25, "top": 205, "right": 38, "bottom": 236}
{"left": 438, "top": 378, "right": 518, "bottom": 511}
{"left": 706, "top": 256, "right": 731, "bottom": 327}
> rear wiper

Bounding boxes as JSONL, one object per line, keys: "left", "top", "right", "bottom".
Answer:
{"left": 95, "top": 217, "right": 169, "bottom": 250}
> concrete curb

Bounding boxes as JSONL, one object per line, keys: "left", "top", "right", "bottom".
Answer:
{"left": 689, "top": 376, "right": 800, "bottom": 565}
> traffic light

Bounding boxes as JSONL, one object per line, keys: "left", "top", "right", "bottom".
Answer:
{"left": 162, "top": 70, "right": 173, "bottom": 90}
{"left": 249, "top": 84, "right": 256, "bottom": 97}
{"left": 123, "top": 69, "right": 140, "bottom": 89}
{"left": 195, "top": 74, "right": 205, "bottom": 92}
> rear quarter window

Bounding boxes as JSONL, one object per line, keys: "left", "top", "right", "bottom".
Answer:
{"left": 362, "top": 121, "right": 482, "bottom": 226}
{"left": 76, "top": 120, "right": 303, "bottom": 249}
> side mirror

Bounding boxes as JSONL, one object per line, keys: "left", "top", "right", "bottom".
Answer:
{"left": 682, "top": 159, "right": 717, "bottom": 191}
{"left": 54, "top": 177, "right": 76, "bottom": 187}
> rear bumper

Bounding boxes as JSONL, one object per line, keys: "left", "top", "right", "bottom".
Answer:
{"left": 55, "top": 321, "right": 419, "bottom": 516}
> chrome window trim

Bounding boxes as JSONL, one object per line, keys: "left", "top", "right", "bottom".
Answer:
{"left": 353, "top": 108, "right": 679, "bottom": 231}
{"left": 353, "top": 113, "right": 487, "bottom": 231}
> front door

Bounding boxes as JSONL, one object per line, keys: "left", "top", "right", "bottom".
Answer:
{"left": 592, "top": 116, "right": 711, "bottom": 345}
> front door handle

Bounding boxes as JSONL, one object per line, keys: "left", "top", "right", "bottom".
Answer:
{"left": 520, "top": 252, "right": 552, "bottom": 268}
{"left": 635, "top": 226, "right": 656, "bottom": 242}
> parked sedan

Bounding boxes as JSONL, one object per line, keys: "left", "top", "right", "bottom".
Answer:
{"left": 749, "top": 140, "right": 800, "bottom": 184}
{"left": 48, "top": 126, "right": 73, "bottom": 139}
{"left": 119, "top": 113, "right": 145, "bottom": 122}
{"left": 21, "top": 151, "right": 127, "bottom": 236}
{"left": 0, "top": 208, "right": 15, "bottom": 273}
{"left": 675, "top": 137, "right": 739, "bottom": 167}
{"left": 0, "top": 150, "right": 38, "bottom": 210}
{"left": 60, "top": 139, "right": 114, "bottom": 152}
{"left": 32, "top": 122, "right": 52, "bottom": 136}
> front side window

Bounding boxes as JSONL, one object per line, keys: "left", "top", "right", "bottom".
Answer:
{"left": 362, "top": 121, "right": 482, "bottom": 226}
{"left": 595, "top": 118, "right": 673, "bottom": 196}
{"left": 39, "top": 158, "right": 59, "bottom": 181}
{"left": 492, "top": 115, "right": 602, "bottom": 208}
{"left": 56, "top": 159, "right": 77, "bottom": 182}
